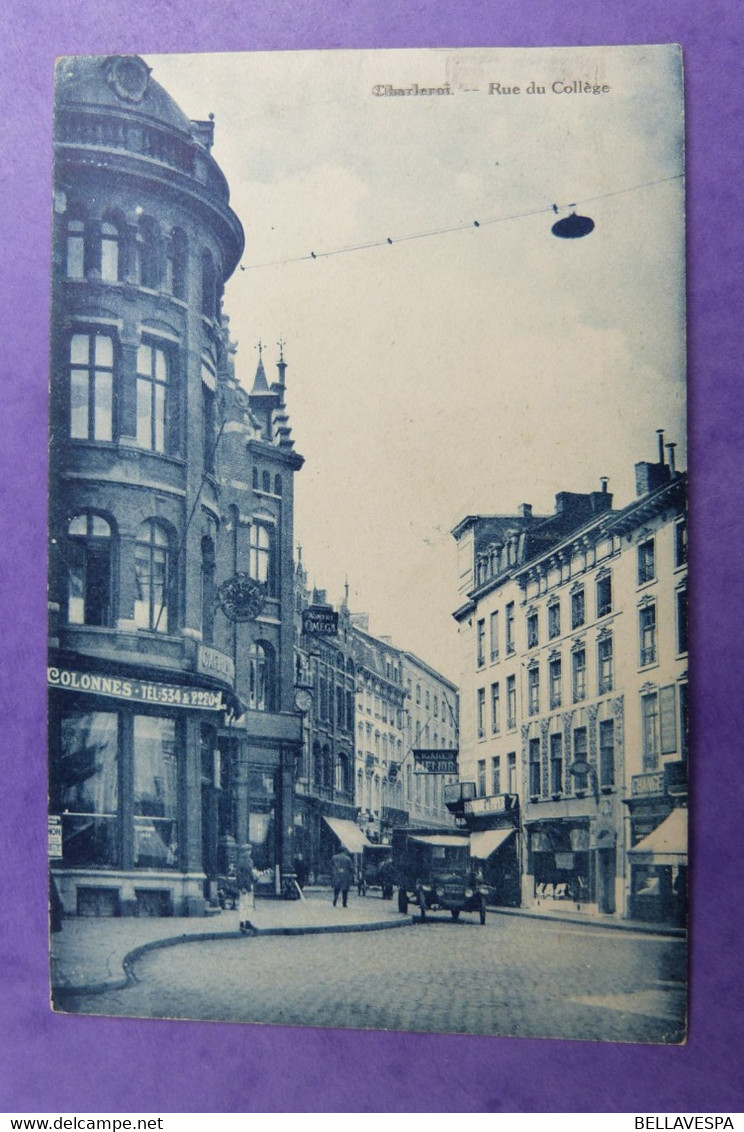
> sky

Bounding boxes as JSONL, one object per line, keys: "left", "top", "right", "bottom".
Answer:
{"left": 146, "top": 46, "right": 686, "bottom": 681}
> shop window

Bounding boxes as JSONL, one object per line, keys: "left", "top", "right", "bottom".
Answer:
{"left": 505, "top": 602, "right": 515, "bottom": 654}
{"left": 66, "top": 216, "right": 86, "bottom": 279}
{"left": 641, "top": 692, "right": 660, "bottom": 770}
{"left": 67, "top": 513, "right": 112, "bottom": 626}
{"left": 572, "top": 646, "right": 587, "bottom": 702}
{"left": 638, "top": 538, "right": 655, "bottom": 585}
{"left": 55, "top": 711, "right": 119, "bottom": 867}
{"left": 639, "top": 602, "right": 657, "bottom": 666}
{"left": 550, "top": 733, "right": 563, "bottom": 795}
{"left": 529, "top": 737, "right": 541, "bottom": 797}
{"left": 571, "top": 587, "right": 585, "bottom": 630}
{"left": 134, "top": 521, "right": 170, "bottom": 633}
{"left": 136, "top": 340, "right": 170, "bottom": 453}
{"left": 490, "top": 682, "right": 500, "bottom": 734}
{"left": 548, "top": 599, "right": 561, "bottom": 640}
{"left": 597, "top": 634, "right": 614, "bottom": 694}
{"left": 69, "top": 331, "right": 114, "bottom": 442}
{"left": 549, "top": 656, "right": 562, "bottom": 709}
{"left": 596, "top": 573, "right": 612, "bottom": 618}
{"left": 133, "top": 715, "right": 178, "bottom": 869}
{"left": 506, "top": 675, "right": 516, "bottom": 729}
{"left": 527, "top": 610, "right": 538, "bottom": 649}
{"left": 599, "top": 719, "right": 615, "bottom": 788}
{"left": 528, "top": 664, "right": 540, "bottom": 715}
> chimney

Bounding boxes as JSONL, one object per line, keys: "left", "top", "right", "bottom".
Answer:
{"left": 600, "top": 477, "right": 609, "bottom": 494}
{"left": 666, "top": 443, "right": 677, "bottom": 474}
{"left": 518, "top": 503, "right": 532, "bottom": 519}
{"left": 657, "top": 429, "right": 665, "bottom": 465}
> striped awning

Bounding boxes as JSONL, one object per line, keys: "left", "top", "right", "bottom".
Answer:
{"left": 470, "top": 827, "right": 515, "bottom": 859}
{"left": 323, "top": 816, "right": 372, "bottom": 854}
{"left": 628, "top": 808, "right": 688, "bottom": 866}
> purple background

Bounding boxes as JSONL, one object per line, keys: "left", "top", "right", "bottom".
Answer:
{"left": 1, "top": 0, "right": 742, "bottom": 1114}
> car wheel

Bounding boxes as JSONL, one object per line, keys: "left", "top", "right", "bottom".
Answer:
{"left": 478, "top": 896, "right": 487, "bottom": 925}
{"left": 398, "top": 889, "right": 408, "bottom": 914}
{"left": 450, "top": 909, "right": 460, "bottom": 921}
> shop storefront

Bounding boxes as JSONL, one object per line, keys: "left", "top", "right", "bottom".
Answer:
{"left": 48, "top": 662, "right": 233, "bottom": 917}
{"left": 462, "top": 793, "right": 520, "bottom": 907}
{"left": 628, "top": 806, "right": 687, "bottom": 925}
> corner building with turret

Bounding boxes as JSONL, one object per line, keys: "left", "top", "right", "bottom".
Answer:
{"left": 48, "top": 55, "right": 303, "bottom": 917}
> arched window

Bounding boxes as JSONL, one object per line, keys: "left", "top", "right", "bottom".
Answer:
{"left": 252, "top": 467, "right": 259, "bottom": 490}
{"left": 136, "top": 340, "right": 169, "bottom": 452}
{"left": 201, "top": 249, "right": 216, "bottom": 318}
{"left": 66, "top": 218, "right": 85, "bottom": 279}
{"left": 323, "top": 745, "right": 332, "bottom": 789}
{"left": 100, "top": 220, "right": 120, "bottom": 282}
{"left": 137, "top": 217, "right": 161, "bottom": 289}
{"left": 165, "top": 229, "right": 187, "bottom": 299}
{"left": 67, "top": 513, "right": 112, "bottom": 626}
{"left": 134, "top": 521, "right": 170, "bottom": 632}
{"left": 69, "top": 331, "right": 114, "bottom": 441}
{"left": 248, "top": 643, "right": 268, "bottom": 710}
{"left": 201, "top": 536, "right": 215, "bottom": 645}
{"left": 274, "top": 475, "right": 282, "bottom": 496}
{"left": 249, "top": 524, "right": 272, "bottom": 588}
{"left": 336, "top": 753, "right": 349, "bottom": 795}
{"left": 262, "top": 470, "right": 270, "bottom": 493}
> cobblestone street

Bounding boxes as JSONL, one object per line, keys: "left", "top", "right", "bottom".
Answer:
{"left": 59, "top": 910, "right": 686, "bottom": 1044}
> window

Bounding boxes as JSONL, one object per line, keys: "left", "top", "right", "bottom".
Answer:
{"left": 680, "top": 683, "right": 689, "bottom": 761}
{"left": 477, "top": 759, "right": 486, "bottom": 797}
{"left": 67, "top": 513, "right": 112, "bottom": 626}
{"left": 638, "top": 538, "right": 655, "bottom": 584}
{"left": 476, "top": 619, "right": 485, "bottom": 666}
{"left": 677, "top": 584, "right": 688, "bottom": 654}
{"left": 489, "top": 611, "right": 500, "bottom": 661}
{"left": 550, "top": 733, "right": 563, "bottom": 795}
{"left": 571, "top": 587, "right": 585, "bottom": 629}
{"left": 69, "top": 332, "right": 114, "bottom": 441}
{"left": 490, "top": 682, "right": 500, "bottom": 734}
{"left": 248, "top": 643, "right": 272, "bottom": 711}
{"left": 596, "top": 573, "right": 612, "bottom": 618}
{"left": 133, "top": 715, "right": 178, "bottom": 868}
{"left": 416, "top": 684, "right": 421, "bottom": 704}
{"left": 100, "top": 220, "right": 120, "bottom": 282}
{"left": 136, "top": 217, "right": 160, "bottom": 289}
{"left": 201, "top": 537, "right": 215, "bottom": 645}
{"left": 599, "top": 720, "right": 615, "bottom": 788}
{"left": 55, "top": 711, "right": 119, "bottom": 866}
{"left": 434, "top": 695, "right": 439, "bottom": 718}
{"left": 134, "top": 521, "right": 170, "bottom": 632}
{"left": 641, "top": 692, "right": 660, "bottom": 770}
{"left": 491, "top": 756, "right": 501, "bottom": 796}
{"left": 542, "top": 658, "right": 559, "bottom": 715}
{"left": 506, "top": 675, "right": 516, "bottom": 729}
{"left": 136, "top": 341, "right": 168, "bottom": 452}
{"left": 165, "top": 229, "right": 187, "bottom": 299}
{"left": 505, "top": 603, "right": 515, "bottom": 654}
{"left": 274, "top": 475, "right": 282, "bottom": 496}
{"left": 572, "top": 646, "right": 586, "bottom": 702}
{"left": 249, "top": 524, "right": 272, "bottom": 588}
{"left": 660, "top": 685, "right": 678, "bottom": 755}
{"left": 675, "top": 520, "right": 687, "bottom": 567}
{"left": 477, "top": 688, "right": 486, "bottom": 738}
{"left": 202, "top": 362, "right": 216, "bottom": 473}
{"left": 529, "top": 737, "right": 541, "bottom": 797}
{"left": 597, "top": 634, "right": 613, "bottom": 693}
{"left": 639, "top": 603, "right": 657, "bottom": 666}
{"left": 425, "top": 690, "right": 430, "bottom": 710}
{"left": 572, "top": 727, "right": 588, "bottom": 791}
{"left": 527, "top": 610, "right": 538, "bottom": 649}
{"left": 201, "top": 249, "right": 217, "bottom": 318}
{"left": 66, "top": 217, "right": 85, "bottom": 279}
{"left": 548, "top": 600, "right": 561, "bottom": 640}
{"left": 528, "top": 664, "right": 540, "bottom": 715}
{"left": 507, "top": 752, "right": 517, "bottom": 794}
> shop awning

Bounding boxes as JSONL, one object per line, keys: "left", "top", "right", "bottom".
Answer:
{"left": 323, "top": 816, "right": 372, "bottom": 854}
{"left": 409, "top": 834, "right": 471, "bottom": 848}
{"left": 628, "top": 808, "right": 688, "bottom": 866}
{"left": 470, "top": 827, "right": 515, "bottom": 859}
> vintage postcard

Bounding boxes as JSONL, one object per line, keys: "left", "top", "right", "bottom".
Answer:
{"left": 48, "top": 45, "right": 686, "bottom": 1043}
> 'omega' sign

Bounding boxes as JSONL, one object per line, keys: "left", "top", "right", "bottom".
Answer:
{"left": 302, "top": 607, "right": 339, "bottom": 636}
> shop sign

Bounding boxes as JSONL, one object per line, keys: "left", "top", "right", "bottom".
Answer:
{"left": 464, "top": 792, "right": 517, "bottom": 816}
{"left": 302, "top": 607, "right": 339, "bottom": 636}
{"left": 48, "top": 667, "right": 224, "bottom": 711}
{"left": 48, "top": 814, "right": 62, "bottom": 859}
{"left": 197, "top": 645, "right": 235, "bottom": 684}
{"left": 413, "top": 749, "right": 458, "bottom": 774}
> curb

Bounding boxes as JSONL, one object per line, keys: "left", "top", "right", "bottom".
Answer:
{"left": 51, "top": 915, "right": 411, "bottom": 1001}
{"left": 494, "top": 906, "right": 686, "bottom": 938}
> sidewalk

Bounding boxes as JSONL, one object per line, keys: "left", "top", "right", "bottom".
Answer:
{"left": 495, "top": 903, "right": 686, "bottom": 937}
{"left": 50, "top": 890, "right": 407, "bottom": 997}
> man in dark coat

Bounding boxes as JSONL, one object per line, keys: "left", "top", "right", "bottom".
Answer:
{"left": 331, "top": 847, "right": 354, "bottom": 908}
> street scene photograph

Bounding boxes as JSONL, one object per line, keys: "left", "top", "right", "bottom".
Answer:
{"left": 48, "top": 45, "right": 687, "bottom": 1044}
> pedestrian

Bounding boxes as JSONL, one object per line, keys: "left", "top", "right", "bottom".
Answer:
{"left": 331, "top": 846, "right": 354, "bottom": 908}
{"left": 293, "top": 853, "right": 308, "bottom": 890}
{"left": 236, "top": 843, "right": 258, "bottom": 934}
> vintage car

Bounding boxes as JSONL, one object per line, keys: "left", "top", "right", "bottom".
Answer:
{"left": 391, "top": 828, "right": 488, "bottom": 923}
{"left": 357, "top": 844, "right": 395, "bottom": 898}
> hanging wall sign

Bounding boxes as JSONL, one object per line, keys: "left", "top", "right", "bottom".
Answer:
{"left": 302, "top": 606, "right": 339, "bottom": 636}
{"left": 413, "top": 749, "right": 459, "bottom": 775}
{"left": 217, "top": 573, "right": 266, "bottom": 622}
